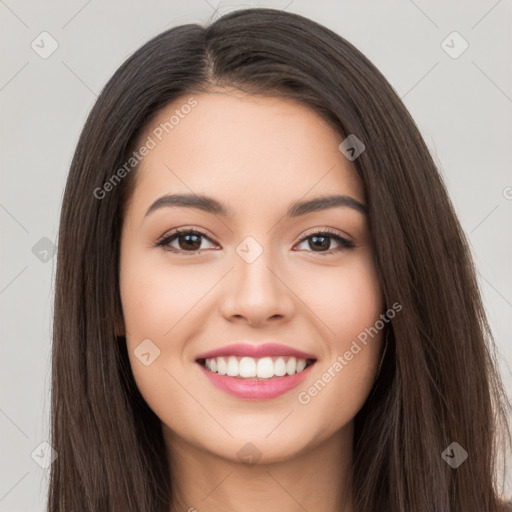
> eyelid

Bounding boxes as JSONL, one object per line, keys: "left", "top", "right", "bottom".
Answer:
{"left": 298, "top": 226, "right": 354, "bottom": 244}
{"left": 155, "top": 226, "right": 217, "bottom": 245}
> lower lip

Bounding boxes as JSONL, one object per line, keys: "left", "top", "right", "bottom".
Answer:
{"left": 197, "top": 362, "right": 315, "bottom": 400}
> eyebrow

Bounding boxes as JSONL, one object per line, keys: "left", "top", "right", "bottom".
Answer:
{"left": 144, "top": 193, "right": 366, "bottom": 218}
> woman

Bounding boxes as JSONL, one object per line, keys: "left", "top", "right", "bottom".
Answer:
{"left": 49, "top": 7, "right": 511, "bottom": 511}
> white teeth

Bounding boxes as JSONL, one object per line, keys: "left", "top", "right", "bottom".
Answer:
{"left": 203, "top": 355, "right": 312, "bottom": 379}
{"left": 274, "top": 357, "right": 287, "bottom": 377}
{"left": 217, "top": 357, "right": 227, "bottom": 375}
{"left": 239, "top": 357, "right": 256, "bottom": 378}
{"left": 226, "top": 356, "right": 239, "bottom": 377}
{"left": 257, "top": 357, "right": 274, "bottom": 378}
{"left": 286, "top": 357, "right": 297, "bottom": 374}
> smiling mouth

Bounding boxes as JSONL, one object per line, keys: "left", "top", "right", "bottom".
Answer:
{"left": 196, "top": 356, "right": 317, "bottom": 380}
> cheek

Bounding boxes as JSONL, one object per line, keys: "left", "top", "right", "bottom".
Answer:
{"left": 119, "top": 248, "right": 205, "bottom": 420}
{"left": 120, "top": 267, "right": 168, "bottom": 342}
{"left": 119, "top": 249, "right": 213, "bottom": 341}
{"left": 118, "top": 245, "right": 183, "bottom": 380}
{"left": 292, "top": 251, "right": 384, "bottom": 418}
{"left": 292, "top": 251, "right": 383, "bottom": 344}
{"left": 119, "top": 246, "right": 227, "bottom": 411}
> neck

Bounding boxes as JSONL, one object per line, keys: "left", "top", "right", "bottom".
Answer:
{"left": 164, "top": 422, "right": 354, "bottom": 512}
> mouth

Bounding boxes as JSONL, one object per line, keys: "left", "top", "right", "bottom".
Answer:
{"left": 195, "top": 355, "right": 317, "bottom": 380}
{"left": 196, "top": 355, "right": 317, "bottom": 400}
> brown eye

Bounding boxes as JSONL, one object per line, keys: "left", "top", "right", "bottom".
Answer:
{"left": 175, "top": 232, "right": 202, "bottom": 251}
{"left": 295, "top": 230, "right": 355, "bottom": 254}
{"left": 156, "top": 229, "right": 217, "bottom": 254}
{"left": 309, "top": 234, "right": 331, "bottom": 251}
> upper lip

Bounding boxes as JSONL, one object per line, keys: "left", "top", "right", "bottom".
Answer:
{"left": 195, "top": 342, "right": 317, "bottom": 361}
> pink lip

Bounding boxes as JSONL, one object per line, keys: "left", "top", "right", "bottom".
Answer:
{"left": 197, "top": 362, "right": 315, "bottom": 400}
{"left": 195, "top": 342, "right": 317, "bottom": 361}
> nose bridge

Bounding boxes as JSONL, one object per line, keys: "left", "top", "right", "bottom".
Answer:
{"left": 219, "top": 233, "right": 295, "bottom": 323}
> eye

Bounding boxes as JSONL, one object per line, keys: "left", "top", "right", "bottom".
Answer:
{"left": 294, "top": 229, "right": 355, "bottom": 255}
{"left": 156, "top": 228, "right": 218, "bottom": 254}
{"left": 155, "top": 227, "right": 355, "bottom": 255}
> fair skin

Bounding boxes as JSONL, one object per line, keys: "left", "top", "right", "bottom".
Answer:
{"left": 119, "top": 89, "right": 384, "bottom": 512}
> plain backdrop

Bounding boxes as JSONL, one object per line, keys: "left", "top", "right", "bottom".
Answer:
{"left": 1, "top": 1, "right": 511, "bottom": 510}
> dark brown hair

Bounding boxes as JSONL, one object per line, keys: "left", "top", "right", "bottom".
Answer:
{"left": 49, "top": 7, "right": 511, "bottom": 511}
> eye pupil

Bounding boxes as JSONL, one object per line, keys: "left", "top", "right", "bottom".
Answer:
{"left": 180, "top": 233, "right": 201, "bottom": 251}
{"left": 310, "top": 235, "right": 330, "bottom": 251}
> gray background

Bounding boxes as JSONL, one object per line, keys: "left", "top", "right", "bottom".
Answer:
{"left": 1, "top": 0, "right": 511, "bottom": 510}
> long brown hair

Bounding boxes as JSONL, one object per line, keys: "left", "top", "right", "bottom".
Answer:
{"left": 49, "top": 7, "right": 511, "bottom": 511}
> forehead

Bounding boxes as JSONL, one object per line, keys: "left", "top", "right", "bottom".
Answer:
{"left": 130, "top": 90, "right": 364, "bottom": 215}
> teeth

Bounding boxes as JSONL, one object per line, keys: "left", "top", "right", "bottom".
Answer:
{"left": 203, "top": 356, "right": 311, "bottom": 379}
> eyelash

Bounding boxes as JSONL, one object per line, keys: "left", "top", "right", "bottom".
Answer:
{"left": 155, "top": 227, "right": 356, "bottom": 256}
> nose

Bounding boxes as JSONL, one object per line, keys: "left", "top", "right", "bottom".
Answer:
{"left": 218, "top": 250, "right": 296, "bottom": 327}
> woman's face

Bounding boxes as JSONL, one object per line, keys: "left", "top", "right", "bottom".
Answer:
{"left": 119, "top": 89, "right": 384, "bottom": 463}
